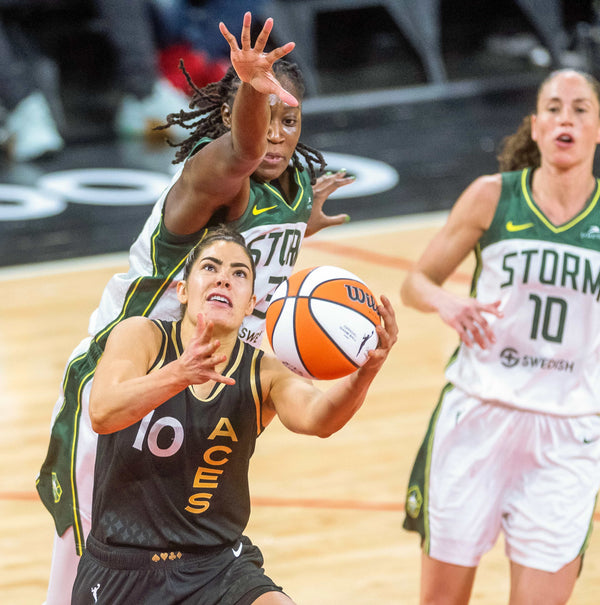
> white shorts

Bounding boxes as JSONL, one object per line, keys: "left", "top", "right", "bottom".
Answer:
{"left": 410, "top": 386, "right": 600, "bottom": 572}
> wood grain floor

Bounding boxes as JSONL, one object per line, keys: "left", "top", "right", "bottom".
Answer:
{"left": 1, "top": 214, "right": 598, "bottom": 604}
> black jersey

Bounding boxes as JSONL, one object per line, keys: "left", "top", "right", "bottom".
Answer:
{"left": 90, "top": 320, "right": 266, "bottom": 551}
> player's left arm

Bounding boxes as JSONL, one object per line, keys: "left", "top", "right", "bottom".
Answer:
{"left": 262, "top": 295, "right": 397, "bottom": 436}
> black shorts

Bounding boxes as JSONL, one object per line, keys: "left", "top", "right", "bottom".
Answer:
{"left": 71, "top": 534, "right": 284, "bottom": 605}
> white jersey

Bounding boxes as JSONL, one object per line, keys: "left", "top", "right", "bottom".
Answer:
{"left": 446, "top": 168, "right": 600, "bottom": 416}
{"left": 37, "top": 161, "right": 313, "bottom": 554}
{"left": 89, "top": 164, "right": 313, "bottom": 346}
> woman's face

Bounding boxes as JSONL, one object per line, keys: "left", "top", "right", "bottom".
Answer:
{"left": 253, "top": 77, "right": 302, "bottom": 183}
{"left": 221, "top": 76, "right": 302, "bottom": 184}
{"left": 178, "top": 240, "right": 256, "bottom": 332}
{"left": 531, "top": 71, "right": 600, "bottom": 169}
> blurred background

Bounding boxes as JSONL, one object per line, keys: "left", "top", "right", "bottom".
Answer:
{"left": 1, "top": 0, "right": 600, "bottom": 266}
{"left": 2, "top": 5, "right": 600, "bottom": 603}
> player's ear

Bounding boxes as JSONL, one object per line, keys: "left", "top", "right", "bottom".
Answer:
{"left": 221, "top": 103, "right": 232, "bottom": 129}
{"left": 530, "top": 113, "right": 538, "bottom": 142}
{"left": 176, "top": 280, "right": 188, "bottom": 305}
{"left": 245, "top": 294, "right": 256, "bottom": 317}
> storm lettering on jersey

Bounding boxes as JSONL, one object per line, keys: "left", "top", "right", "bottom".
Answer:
{"left": 248, "top": 228, "right": 302, "bottom": 268}
{"left": 500, "top": 248, "right": 600, "bottom": 301}
{"left": 185, "top": 417, "right": 239, "bottom": 514}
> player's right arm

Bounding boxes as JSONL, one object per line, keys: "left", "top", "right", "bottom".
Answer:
{"left": 89, "top": 315, "right": 233, "bottom": 434}
{"left": 163, "top": 13, "right": 297, "bottom": 235}
{"left": 400, "top": 174, "right": 504, "bottom": 348}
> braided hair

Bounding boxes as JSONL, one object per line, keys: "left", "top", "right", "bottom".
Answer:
{"left": 497, "top": 69, "right": 600, "bottom": 172}
{"left": 156, "top": 60, "right": 327, "bottom": 184}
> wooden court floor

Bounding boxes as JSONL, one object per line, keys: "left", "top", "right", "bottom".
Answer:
{"left": 1, "top": 214, "right": 598, "bottom": 604}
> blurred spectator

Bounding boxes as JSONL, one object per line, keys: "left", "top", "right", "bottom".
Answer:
{"left": 0, "top": 13, "right": 64, "bottom": 161}
{"left": 0, "top": 0, "right": 189, "bottom": 162}
{"left": 150, "top": 0, "right": 267, "bottom": 94}
{"left": 96, "top": 0, "right": 189, "bottom": 139}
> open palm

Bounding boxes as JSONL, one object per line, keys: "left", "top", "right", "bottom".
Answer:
{"left": 219, "top": 12, "right": 298, "bottom": 107}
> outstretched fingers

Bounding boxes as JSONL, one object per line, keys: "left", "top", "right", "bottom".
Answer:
{"left": 219, "top": 12, "right": 298, "bottom": 107}
{"left": 218, "top": 22, "right": 240, "bottom": 52}
{"left": 253, "top": 15, "right": 273, "bottom": 53}
{"left": 266, "top": 41, "right": 296, "bottom": 63}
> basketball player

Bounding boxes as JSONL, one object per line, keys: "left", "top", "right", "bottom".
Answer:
{"left": 37, "top": 12, "right": 353, "bottom": 604}
{"left": 401, "top": 69, "right": 600, "bottom": 604}
{"left": 70, "top": 225, "right": 397, "bottom": 604}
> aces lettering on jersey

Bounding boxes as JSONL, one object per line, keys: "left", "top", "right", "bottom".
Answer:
{"left": 132, "top": 412, "right": 239, "bottom": 514}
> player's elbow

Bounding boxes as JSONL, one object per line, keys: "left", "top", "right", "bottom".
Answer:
{"left": 312, "top": 420, "right": 343, "bottom": 439}
{"left": 88, "top": 398, "right": 113, "bottom": 434}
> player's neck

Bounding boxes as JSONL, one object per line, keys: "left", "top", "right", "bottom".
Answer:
{"left": 532, "top": 164, "right": 596, "bottom": 223}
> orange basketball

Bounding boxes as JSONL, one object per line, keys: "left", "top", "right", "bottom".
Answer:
{"left": 265, "top": 266, "right": 381, "bottom": 380}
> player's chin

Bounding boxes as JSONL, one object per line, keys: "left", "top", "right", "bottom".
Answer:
{"left": 204, "top": 311, "right": 239, "bottom": 332}
{"left": 255, "top": 162, "right": 288, "bottom": 183}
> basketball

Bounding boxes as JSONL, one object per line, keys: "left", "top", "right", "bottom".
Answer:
{"left": 265, "top": 266, "right": 381, "bottom": 380}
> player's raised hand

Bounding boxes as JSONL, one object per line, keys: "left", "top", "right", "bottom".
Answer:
{"left": 179, "top": 313, "right": 236, "bottom": 386}
{"left": 219, "top": 12, "right": 298, "bottom": 107}
{"left": 306, "top": 170, "right": 355, "bottom": 236}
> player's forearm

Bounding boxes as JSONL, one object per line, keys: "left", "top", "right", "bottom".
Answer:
{"left": 306, "top": 369, "right": 377, "bottom": 438}
{"left": 231, "top": 83, "right": 269, "bottom": 162}
{"left": 401, "top": 270, "right": 449, "bottom": 314}
{"left": 89, "top": 363, "right": 189, "bottom": 434}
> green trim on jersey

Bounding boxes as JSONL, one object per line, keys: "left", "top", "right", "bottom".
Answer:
{"left": 233, "top": 166, "right": 312, "bottom": 231}
{"left": 481, "top": 168, "right": 600, "bottom": 252}
{"left": 37, "top": 141, "right": 313, "bottom": 553}
{"left": 37, "top": 219, "right": 202, "bottom": 554}
{"left": 521, "top": 168, "right": 600, "bottom": 233}
{"left": 403, "top": 382, "right": 454, "bottom": 550}
{"left": 579, "top": 493, "right": 598, "bottom": 557}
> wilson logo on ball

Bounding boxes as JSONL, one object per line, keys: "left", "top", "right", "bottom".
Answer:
{"left": 266, "top": 266, "right": 381, "bottom": 380}
{"left": 345, "top": 284, "right": 378, "bottom": 312}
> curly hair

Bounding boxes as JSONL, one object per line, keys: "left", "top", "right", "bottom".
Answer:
{"left": 156, "top": 60, "right": 327, "bottom": 184}
{"left": 497, "top": 115, "right": 540, "bottom": 172}
{"left": 497, "top": 69, "right": 600, "bottom": 172}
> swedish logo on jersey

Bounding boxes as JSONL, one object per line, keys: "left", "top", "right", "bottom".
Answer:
{"left": 581, "top": 225, "right": 600, "bottom": 240}
{"left": 405, "top": 485, "right": 423, "bottom": 519}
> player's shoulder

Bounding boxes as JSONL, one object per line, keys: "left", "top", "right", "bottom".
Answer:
{"left": 109, "top": 316, "right": 163, "bottom": 343}
{"left": 449, "top": 173, "right": 502, "bottom": 233}
{"left": 466, "top": 173, "right": 503, "bottom": 199}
